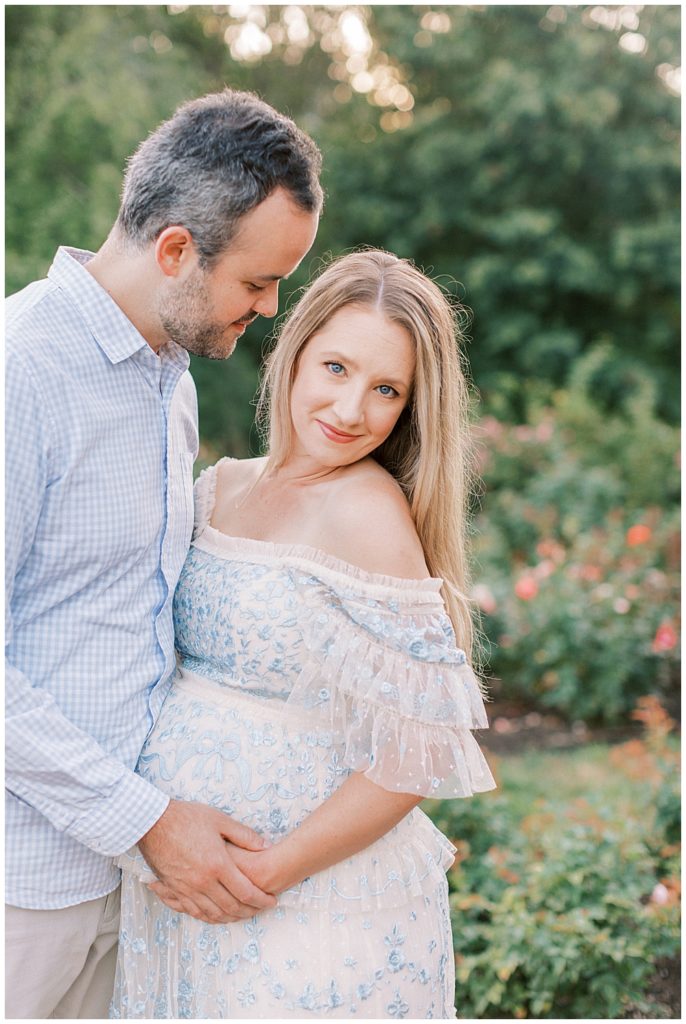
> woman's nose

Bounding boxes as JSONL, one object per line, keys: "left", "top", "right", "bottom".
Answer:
{"left": 332, "top": 387, "right": 365, "bottom": 426}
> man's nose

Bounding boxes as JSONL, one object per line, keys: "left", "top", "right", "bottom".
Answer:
{"left": 252, "top": 281, "right": 280, "bottom": 318}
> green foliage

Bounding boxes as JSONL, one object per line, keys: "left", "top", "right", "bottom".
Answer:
{"left": 450, "top": 820, "right": 678, "bottom": 1019}
{"left": 5, "top": 4, "right": 680, "bottom": 439}
{"left": 190, "top": 340, "right": 265, "bottom": 463}
{"left": 428, "top": 702, "right": 681, "bottom": 1018}
{"left": 5, "top": 6, "right": 218, "bottom": 294}
{"left": 321, "top": 4, "right": 680, "bottom": 421}
{"left": 6, "top": 4, "right": 680, "bottom": 713}
{"left": 473, "top": 353, "right": 680, "bottom": 723}
{"left": 478, "top": 506, "right": 679, "bottom": 722}
{"left": 625, "top": 697, "right": 682, "bottom": 855}
{"left": 7, "top": 12, "right": 680, "bottom": 1012}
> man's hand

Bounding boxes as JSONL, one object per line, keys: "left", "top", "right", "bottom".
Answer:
{"left": 138, "top": 799, "right": 277, "bottom": 924}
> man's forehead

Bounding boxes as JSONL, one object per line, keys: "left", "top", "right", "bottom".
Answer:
{"left": 220, "top": 188, "right": 318, "bottom": 278}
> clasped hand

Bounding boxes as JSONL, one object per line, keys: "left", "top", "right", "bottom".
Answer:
{"left": 138, "top": 799, "right": 277, "bottom": 924}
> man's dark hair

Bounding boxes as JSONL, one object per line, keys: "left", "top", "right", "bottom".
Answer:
{"left": 116, "top": 89, "right": 323, "bottom": 266}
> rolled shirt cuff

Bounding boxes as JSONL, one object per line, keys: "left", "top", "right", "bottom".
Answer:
{"left": 67, "top": 769, "right": 170, "bottom": 857}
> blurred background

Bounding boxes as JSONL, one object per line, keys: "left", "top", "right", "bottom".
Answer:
{"left": 6, "top": 5, "right": 680, "bottom": 1017}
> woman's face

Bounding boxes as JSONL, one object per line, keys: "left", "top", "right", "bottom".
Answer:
{"left": 289, "top": 304, "right": 415, "bottom": 469}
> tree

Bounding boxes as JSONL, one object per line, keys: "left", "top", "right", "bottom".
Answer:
{"left": 6, "top": 5, "right": 680, "bottom": 453}
{"left": 314, "top": 5, "right": 680, "bottom": 419}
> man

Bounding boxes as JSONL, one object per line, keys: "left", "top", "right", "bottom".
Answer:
{"left": 5, "top": 88, "right": 322, "bottom": 1019}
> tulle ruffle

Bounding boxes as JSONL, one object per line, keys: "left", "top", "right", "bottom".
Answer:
{"left": 116, "top": 808, "right": 455, "bottom": 912}
{"left": 115, "top": 846, "right": 156, "bottom": 885}
{"left": 277, "top": 810, "right": 456, "bottom": 911}
{"left": 285, "top": 603, "right": 495, "bottom": 800}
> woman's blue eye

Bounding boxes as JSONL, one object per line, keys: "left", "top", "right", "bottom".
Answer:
{"left": 377, "top": 384, "right": 398, "bottom": 397}
{"left": 326, "top": 362, "right": 345, "bottom": 375}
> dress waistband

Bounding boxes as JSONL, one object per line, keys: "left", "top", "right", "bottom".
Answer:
{"left": 173, "top": 666, "right": 322, "bottom": 728}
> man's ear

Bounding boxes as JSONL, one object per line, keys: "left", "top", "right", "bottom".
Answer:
{"left": 154, "top": 226, "right": 197, "bottom": 278}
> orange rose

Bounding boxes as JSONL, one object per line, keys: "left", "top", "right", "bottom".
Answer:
{"left": 626, "top": 524, "right": 652, "bottom": 546}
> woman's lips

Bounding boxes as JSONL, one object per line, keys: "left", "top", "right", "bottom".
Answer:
{"left": 316, "top": 420, "right": 360, "bottom": 443}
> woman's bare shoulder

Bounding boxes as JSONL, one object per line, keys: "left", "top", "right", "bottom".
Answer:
{"left": 322, "top": 460, "right": 429, "bottom": 579}
{"left": 213, "top": 456, "right": 266, "bottom": 508}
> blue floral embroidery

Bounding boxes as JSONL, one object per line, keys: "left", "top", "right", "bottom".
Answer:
{"left": 237, "top": 982, "right": 257, "bottom": 1007}
{"left": 223, "top": 953, "right": 240, "bottom": 975}
{"left": 110, "top": 539, "right": 464, "bottom": 1019}
{"left": 326, "top": 981, "right": 344, "bottom": 1009}
{"left": 387, "top": 949, "right": 406, "bottom": 972}
{"left": 296, "top": 982, "right": 318, "bottom": 1011}
{"left": 388, "top": 991, "right": 410, "bottom": 1018}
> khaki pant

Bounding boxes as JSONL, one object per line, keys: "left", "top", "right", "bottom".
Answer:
{"left": 5, "top": 887, "right": 120, "bottom": 1019}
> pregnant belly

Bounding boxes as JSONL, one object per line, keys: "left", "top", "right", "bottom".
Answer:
{"left": 125, "top": 668, "right": 456, "bottom": 912}
{"left": 137, "top": 667, "right": 347, "bottom": 841}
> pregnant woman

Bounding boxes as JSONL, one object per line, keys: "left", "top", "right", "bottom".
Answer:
{"left": 111, "top": 249, "right": 495, "bottom": 1018}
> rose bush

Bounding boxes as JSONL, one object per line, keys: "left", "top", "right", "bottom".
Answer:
{"left": 428, "top": 698, "right": 680, "bottom": 1019}
{"left": 471, "top": 363, "right": 680, "bottom": 724}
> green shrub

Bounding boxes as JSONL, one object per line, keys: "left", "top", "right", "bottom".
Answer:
{"left": 472, "top": 361, "right": 680, "bottom": 724}
{"left": 450, "top": 818, "right": 679, "bottom": 1019}
{"left": 429, "top": 699, "right": 681, "bottom": 1018}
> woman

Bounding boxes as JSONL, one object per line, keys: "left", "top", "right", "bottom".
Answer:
{"left": 111, "top": 249, "right": 495, "bottom": 1018}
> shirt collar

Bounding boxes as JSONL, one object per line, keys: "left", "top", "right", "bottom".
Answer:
{"left": 47, "top": 246, "right": 190, "bottom": 372}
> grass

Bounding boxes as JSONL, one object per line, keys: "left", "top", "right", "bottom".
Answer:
{"left": 424, "top": 741, "right": 655, "bottom": 839}
{"left": 483, "top": 742, "right": 653, "bottom": 822}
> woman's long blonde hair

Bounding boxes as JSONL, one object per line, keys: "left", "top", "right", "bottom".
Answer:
{"left": 258, "top": 249, "right": 477, "bottom": 659}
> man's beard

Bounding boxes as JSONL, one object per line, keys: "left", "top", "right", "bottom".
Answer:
{"left": 159, "top": 269, "right": 247, "bottom": 361}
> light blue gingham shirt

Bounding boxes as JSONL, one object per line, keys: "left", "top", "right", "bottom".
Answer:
{"left": 5, "top": 247, "right": 199, "bottom": 909}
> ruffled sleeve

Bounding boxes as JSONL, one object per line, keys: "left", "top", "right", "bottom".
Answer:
{"left": 287, "top": 577, "right": 496, "bottom": 800}
{"left": 192, "top": 459, "right": 237, "bottom": 538}
{"left": 192, "top": 464, "right": 217, "bottom": 539}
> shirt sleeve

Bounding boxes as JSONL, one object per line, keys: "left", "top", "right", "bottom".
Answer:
{"left": 5, "top": 352, "right": 170, "bottom": 856}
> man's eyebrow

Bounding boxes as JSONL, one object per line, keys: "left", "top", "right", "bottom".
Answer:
{"left": 250, "top": 272, "right": 288, "bottom": 283}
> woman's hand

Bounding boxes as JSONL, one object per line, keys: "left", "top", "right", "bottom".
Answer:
{"left": 227, "top": 843, "right": 286, "bottom": 896}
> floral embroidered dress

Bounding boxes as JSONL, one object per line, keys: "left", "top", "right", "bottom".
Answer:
{"left": 111, "top": 461, "right": 495, "bottom": 1019}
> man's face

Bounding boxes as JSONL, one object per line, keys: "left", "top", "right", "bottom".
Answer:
{"left": 159, "top": 187, "right": 319, "bottom": 360}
